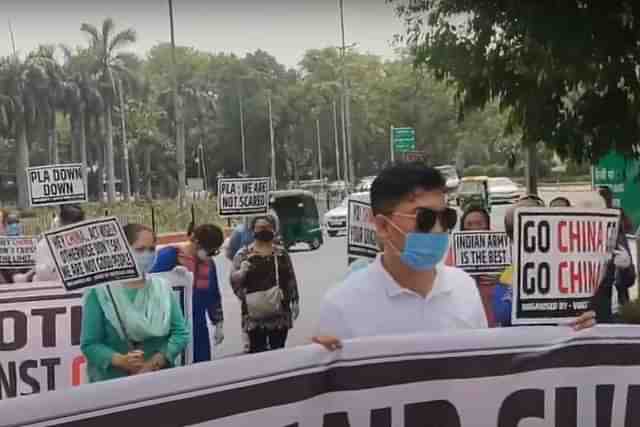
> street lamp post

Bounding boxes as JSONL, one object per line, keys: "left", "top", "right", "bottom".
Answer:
{"left": 267, "top": 91, "right": 276, "bottom": 189}
{"left": 316, "top": 117, "right": 324, "bottom": 182}
{"left": 332, "top": 100, "right": 341, "bottom": 181}
{"left": 338, "top": 0, "right": 355, "bottom": 190}
{"left": 168, "top": 0, "right": 185, "bottom": 207}
{"left": 239, "top": 89, "right": 247, "bottom": 175}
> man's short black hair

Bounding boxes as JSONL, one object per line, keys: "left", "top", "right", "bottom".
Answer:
{"left": 370, "top": 162, "right": 446, "bottom": 215}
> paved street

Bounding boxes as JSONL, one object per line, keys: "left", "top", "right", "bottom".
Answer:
{"left": 213, "top": 188, "right": 638, "bottom": 358}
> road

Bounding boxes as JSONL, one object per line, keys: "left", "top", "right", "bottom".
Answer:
{"left": 212, "top": 188, "right": 635, "bottom": 358}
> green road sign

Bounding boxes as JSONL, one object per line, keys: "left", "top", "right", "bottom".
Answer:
{"left": 392, "top": 127, "right": 416, "bottom": 152}
{"left": 593, "top": 150, "right": 640, "bottom": 231}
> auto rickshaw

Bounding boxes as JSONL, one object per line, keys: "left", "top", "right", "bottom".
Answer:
{"left": 270, "top": 190, "right": 324, "bottom": 250}
{"left": 456, "top": 176, "right": 491, "bottom": 213}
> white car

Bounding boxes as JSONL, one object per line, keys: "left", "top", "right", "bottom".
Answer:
{"left": 488, "top": 177, "right": 522, "bottom": 205}
{"left": 324, "top": 191, "right": 370, "bottom": 237}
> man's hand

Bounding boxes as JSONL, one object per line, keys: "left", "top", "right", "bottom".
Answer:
{"left": 568, "top": 311, "right": 596, "bottom": 331}
{"left": 312, "top": 336, "right": 342, "bottom": 351}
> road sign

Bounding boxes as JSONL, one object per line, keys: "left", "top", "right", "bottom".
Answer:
{"left": 404, "top": 151, "right": 425, "bottom": 162}
{"left": 392, "top": 127, "right": 416, "bottom": 152}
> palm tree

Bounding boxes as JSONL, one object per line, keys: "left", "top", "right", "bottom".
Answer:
{"left": 0, "top": 56, "right": 42, "bottom": 208}
{"left": 27, "top": 45, "right": 64, "bottom": 164}
{"left": 80, "top": 18, "right": 137, "bottom": 203}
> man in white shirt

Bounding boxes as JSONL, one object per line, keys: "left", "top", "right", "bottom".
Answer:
{"left": 313, "top": 163, "right": 594, "bottom": 350}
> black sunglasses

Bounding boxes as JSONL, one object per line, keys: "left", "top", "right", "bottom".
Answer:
{"left": 393, "top": 207, "right": 458, "bottom": 233}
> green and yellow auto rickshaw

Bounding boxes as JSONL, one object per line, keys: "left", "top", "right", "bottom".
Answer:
{"left": 270, "top": 190, "right": 324, "bottom": 250}
{"left": 456, "top": 176, "right": 491, "bottom": 213}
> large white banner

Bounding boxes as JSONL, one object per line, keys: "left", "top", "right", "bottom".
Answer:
{"left": 26, "top": 164, "right": 87, "bottom": 207}
{"left": 0, "top": 275, "right": 192, "bottom": 402}
{"left": 3, "top": 326, "right": 640, "bottom": 426}
{"left": 512, "top": 208, "right": 620, "bottom": 325}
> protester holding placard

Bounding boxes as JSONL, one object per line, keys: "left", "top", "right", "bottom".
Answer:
{"left": 31, "top": 204, "right": 85, "bottom": 283}
{"left": 230, "top": 215, "right": 300, "bottom": 353}
{"left": 81, "top": 224, "right": 190, "bottom": 383}
{"left": 494, "top": 196, "right": 599, "bottom": 328}
{"left": 313, "top": 163, "right": 487, "bottom": 349}
{"left": 152, "top": 224, "right": 225, "bottom": 362}
{"left": 458, "top": 205, "right": 498, "bottom": 327}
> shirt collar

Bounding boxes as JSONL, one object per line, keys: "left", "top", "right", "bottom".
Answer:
{"left": 373, "top": 255, "right": 455, "bottom": 299}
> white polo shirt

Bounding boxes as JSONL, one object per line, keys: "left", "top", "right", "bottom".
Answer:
{"left": 316, "top": 256, "right": 488, "bottom": 340}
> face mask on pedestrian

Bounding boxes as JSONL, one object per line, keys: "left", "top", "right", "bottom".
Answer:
{"left": 5, "top": 223, "right": 20, "bottom": 236}
{"left": 384, "top": 207, "right": 457, "bottom": 271}
{"left": 134, "top": 249, "right": 156, "bottom": 275}
{"left": 254, "top": 229, "right": 275, "bottom": 242}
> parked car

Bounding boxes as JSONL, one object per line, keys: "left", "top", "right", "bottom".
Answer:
{"left": 324, "top": 198, "right": 348, "bottom": 237}
{"left": 324, "top": 191, "right": 370, "bottom": 237}
{"left": 488, "top": 177, "right": 522, "bottom": 205}
{"left": 435, "top": 165, "right": 460, "bottom": 191}
{"left": 456, "top": 176, "right": 490, "bottom": 211}
{"left": 355, "top": 176, "right": 376, "bottom": 193}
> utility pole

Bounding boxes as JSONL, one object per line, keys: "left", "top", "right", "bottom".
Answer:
{"left": 525, "top": 142, "right": 539, "bottom": 195}
{"left": 316, "top": 117, "right": 324, "bottom": 182}
{"left": 238, "top": 85, "right": 247, "bottom": 175}
{"left": 332, "top": 100, "right": 341, "bottom": 181}
{"left": 118, "top": 78, "right": 131, "bottom": 201}
{"left": 267, "top": 91, "right": 276, "bottom": 189}
{"left": 338, "top": 0, "right": 351, "bottom": 190}
{"left": 168, "top": 0, "right": 185, "bottom": 207}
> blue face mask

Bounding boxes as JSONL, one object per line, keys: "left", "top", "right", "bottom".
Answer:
{"left": 387, "top": 219, "right": 449, "bottom": 271}
{"left": 134, "top": 250, "right": 156, "bottom": 275}
{"left": 5, "top": 223, "right": 20, "bottom": 237}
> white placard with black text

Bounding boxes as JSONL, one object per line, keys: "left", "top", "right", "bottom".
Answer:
{"left": 452, "top": 231, "right": 512, "bottom": 276}
{"left": 347, "top": 199, "right": 377, "bottom": 261}
{"left": 43, "top": 217, "right": 140, "bottom": 291}
{"left": 217, "top": 177, "right": 270, "bottom": 217}
{"left": 512, "top": 207, "right": 620, "bottom": 324}
{"left": 27, "top": 164, "right": 87, "bottom": 207}
{"left": 0, "top": 236, "right": 37, "bottom": 269}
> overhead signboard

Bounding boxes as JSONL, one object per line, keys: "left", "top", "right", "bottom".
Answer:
{"left": 392, "top": 127, "right": 416, "bottom": 152}
{"left": 512, "top": 207, "right": 619, "bottom": 325}
{"left": 27, "top": 164, "right": 87, "bottom": 207}
{"left": 217, "top": 177, "right": 270, "bottom": 217}
{"left": 43, "top": 217, "right": 140, "bottom": 291}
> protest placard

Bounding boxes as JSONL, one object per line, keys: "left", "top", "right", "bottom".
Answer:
{"left": 43, "top": 217, "right": 140, "bottom": 291}
{"left": 27, "top": 164, "right": 87, "bottom": 207}
{"left": 512, "top": 207, "right": 620, "bottom": 325}
{"left": 451, "top": 231, "right": 512, "bottom": 276}
{"left": 0, "top": 277, "right": 192, "bottom": 401}
{"left": 5, "top": 327, "right": 640, "bottom": 426}
{"left": 347, "top": 199, "right": 377, "bottom": 262}
{"left": 217, "top": 177, "right": 270, "bottom": 217}
{"left": 0, "top": 237, "right": 37, "bottom": 269}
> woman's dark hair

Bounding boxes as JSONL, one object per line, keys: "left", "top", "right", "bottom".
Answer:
{"left": 250, "top": 215, "right": 277, "bottom": 232}
{"left": 370, "top": 162, "right": 446, "bottom": 215}
{"left": 123, "top": 223, "right": 155, "bottom": 245}
{"left": 59, "top": 204, "right": 85, "bottom": 225}
{"left": 460, "top": 205, "right": 491, "bottom": 231}
{"left": 192, "top": 224, "right": 224, "bottom": 253}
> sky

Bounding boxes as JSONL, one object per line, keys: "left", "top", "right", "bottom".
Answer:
{"left": 0, "top": 0, "right": 406, "bottom": 68}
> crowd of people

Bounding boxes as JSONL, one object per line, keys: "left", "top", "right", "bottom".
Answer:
{"left": 0, "top": 162, "right": 638, "bottom": 385}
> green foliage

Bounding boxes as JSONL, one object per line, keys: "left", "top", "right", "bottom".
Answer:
{"left": 392, "top": 0, "right": 640, "bottom": 163}
{"left": 463, "top": 165, "right": 485, "bottom": 177}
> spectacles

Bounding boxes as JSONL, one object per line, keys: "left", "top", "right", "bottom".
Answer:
{"left": 392, "top": 207, "right": 458, "bottom": 232}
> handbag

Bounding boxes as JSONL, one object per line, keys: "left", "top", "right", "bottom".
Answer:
{"left": 245, "top": 251, "right": 284, "bottom": 320}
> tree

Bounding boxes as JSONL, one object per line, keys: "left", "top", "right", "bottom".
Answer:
{"left": 393, "top": 0, "right": 640, "bottom": 191}
{"left": 80, "top": 18, "right": 138, "bottom": 202}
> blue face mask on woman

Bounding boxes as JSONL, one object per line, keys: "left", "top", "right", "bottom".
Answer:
{"left": 386, "top": 217, "right": 451, "bottom": 271}
{"left": 134, "top": 250, "right": 156, "bottom": 275}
